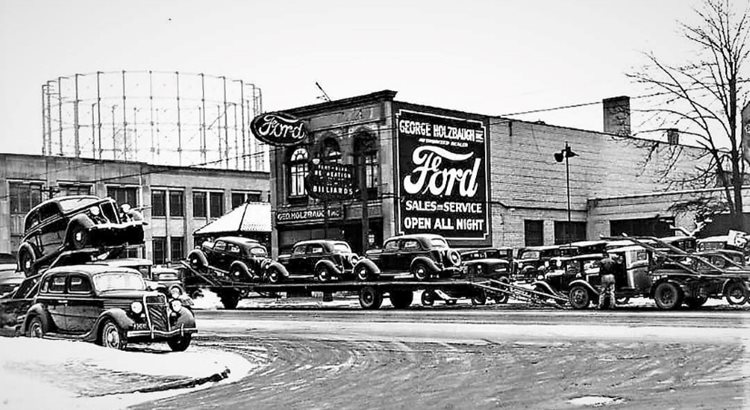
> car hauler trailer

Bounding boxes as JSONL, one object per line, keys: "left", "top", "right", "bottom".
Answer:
{"left": 179, "top": 260, "right": 569, "bottom": 310}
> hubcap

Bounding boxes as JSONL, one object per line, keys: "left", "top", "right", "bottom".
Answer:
{"left": 30, "top": 323, "right": 42, "bottom": 337}
{"left": 104, "top": 325, "right": 120, "bottom": 348}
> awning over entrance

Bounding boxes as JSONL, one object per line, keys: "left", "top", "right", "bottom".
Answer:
{"left": 193, "top": 202, "right": 272, "bottom": 236}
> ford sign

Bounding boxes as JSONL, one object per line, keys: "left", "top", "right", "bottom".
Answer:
{"left": 250, "top": 113, "right": 308, "bottom": 146}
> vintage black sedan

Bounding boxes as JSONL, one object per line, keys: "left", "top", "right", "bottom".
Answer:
{"left": 23, "top": 264, "right": 196, "bottom": 351}
{"left": 354, "top": 234, "right": 462, "bottom": 281}
{"left": 188, "top": 236, "right": 271, "bottom": 282}
{"left": 17, "top": 196, "right": 145, "bottom": 277}
{"left": 267, "top": 240, "right": 359, "bottom": 283}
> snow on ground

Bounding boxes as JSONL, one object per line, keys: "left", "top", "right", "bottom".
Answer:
{"left": 0, "top": 337, "right": 254, "bottom": 409}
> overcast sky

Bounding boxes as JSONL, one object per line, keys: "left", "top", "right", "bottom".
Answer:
{"left": 0, "top": 0, "right": 724, "bottom": 155}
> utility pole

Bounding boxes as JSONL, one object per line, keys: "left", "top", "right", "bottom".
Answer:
{"left": 554, "top": 142, "right": 578, "bottom": 243}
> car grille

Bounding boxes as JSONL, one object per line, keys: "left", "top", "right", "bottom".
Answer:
{"left": 145, "top": 295, "right": 169, "bottom": 331}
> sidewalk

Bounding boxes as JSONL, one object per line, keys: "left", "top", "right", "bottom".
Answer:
{"left": 0, "top": 337, "right": 253, "bottom": 409}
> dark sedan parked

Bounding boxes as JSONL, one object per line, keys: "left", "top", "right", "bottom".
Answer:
{"left": 17, "top": 196, "right": 144, "bottom": 277}
{"left": 188, "top": 236, "right": 271, "bottom": 282}
{"left": 23, "top": 265, "right": 196, "bottom": 350}
{"left": 267, "top": 240, "right": 359, "bottom": 283}
{"left": 354, "top": 234, "right": 462, "bottom": 281}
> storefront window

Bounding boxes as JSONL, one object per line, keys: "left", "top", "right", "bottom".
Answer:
{"left": 289, "top": 147, "right": 308, "bottom": 197}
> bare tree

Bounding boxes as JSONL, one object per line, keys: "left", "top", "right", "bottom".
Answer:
{"left": 628, "top": 0, "right": 749, "bottom": 230}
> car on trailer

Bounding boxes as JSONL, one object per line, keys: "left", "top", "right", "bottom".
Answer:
{"left": 22, "top": 264, "right": 196, "bottom": 350}
{"left": 264, "top": 239, "right": 359, "bottom": 283}
{"left": 514, "top": 245, "right": 564, "bottom": 283}
{"left": 531, "top": 253, "right": 607, "bottom": 304}
{"left": 0, "top": 273, "right": 42, "bottom": 336}
{"left": 0, "top": 264, "right": 24, "bottom": 297}
{"left": 188, "top": 236, "right": 271, "bottom": 283}
{"left": 353, "top": 234, "right": 462, "bottom": 281}
{"left": 16, "top": 195, "right": 145, "bottom": 277}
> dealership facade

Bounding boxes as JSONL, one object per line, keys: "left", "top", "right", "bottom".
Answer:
{"left": 269, "top": 90, "right": 729, "bottom": 255}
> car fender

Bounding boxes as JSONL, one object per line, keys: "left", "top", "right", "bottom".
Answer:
{"left": 16, "top": 242, "right": 38, "bottom": 271}
{"left": 567, "top": 279, "right": 599, "bottom": 296}
{"left": 228, "top": 261, "right": 252, "bottom": 279}
{"left": 267, "top": 261, "right": 290, "bottom": 278}
{"left": 64, "top": 214, "right": 94, "bottom": 245}
{"left": 88, "top": 309, "right": 135, "bottom": 343}
{"left": 315, "top": 259, "right": 343, "bottom": 276}
{"left": 354, "top": 258, "right": 381, "bottom": 275}
{"left": 187, "top": 249, "right": 208, "bottom": 266}
{"left": 530, "top": 281, "right": 559, "bottom": 296}
{"left": 23, "top": 303, "right": 54, "bottom": 333}
{"left": 410, "top": 256, "right": 440, "bottom": 273}
{"left": 173, "top": 306, "right": 197, "bottom": 329}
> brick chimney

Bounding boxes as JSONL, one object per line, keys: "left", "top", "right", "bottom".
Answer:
{"left": 602, "top": 96, "right": 631, "bottom": 136}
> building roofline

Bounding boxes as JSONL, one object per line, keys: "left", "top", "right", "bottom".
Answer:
{"left": 0, "top": 152, "right": 270, "bottom": 177}
{"left": 281, "top": 90, "right": 398, "bottom": 117}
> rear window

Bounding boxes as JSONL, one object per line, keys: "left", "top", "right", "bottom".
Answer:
{"left": 49, "top": 276, "right": 66, "bottom": 293}
{"left": 430, "top": 238, "right": 448, "bottom": 249}
{"left": 520, "top": 250, "right": 540, "bottom": 260}
{"left": 247, "top": 247, "right": 267, "bottom": 257}
{"left": 332, "top": 243, "right": 351, "bottom": 253}
{"left": 58, "top": 197, "right": 99, "bottom": 213}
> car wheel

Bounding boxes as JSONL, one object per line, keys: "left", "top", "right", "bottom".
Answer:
{"left": 389, "top": 290, "right": 413, "bottom": 309}
{"left": 493, "top": 278, "right": 510, "bottom": 304}
{"left": 316, "top": 265, "right": 332, "bottom": 283}
{"left": 355, "top": 265, "right": 372, "bottom": 282}
{"left": 100, "top": 319, "right": 127, "bottom": 350}
{"left": 231, "top": 267, "right": 252, "bottom": 283}
{"left": 654, "top": 282, "right": 683, "bottom": 310}
{"left": 471, "top": 290, "right": 487, "bottom": 305}
{"left": 267, "top": 268, "right": 282, "bottom": 284}
{"left": 26, "top": 316, "right": 46, "bottom": 338}
{"left": 568, "top": 285, "right": 591, "bottom": 309}
{"left": 70, "top": 224, "right": 89, "bottom": 250}
{"left": 167, "top": 334, "right": 192, "bottom": 352}
{"left": 421, "top": 290, "right": 435, "bottom": 306}
{"left": 725, "top": 281, "right": 748, "bottom": 305}
{"left": 18, "top": 249, "right": 36, "bottom": 278}
{"left": 189, "top": 255, "right": 204, "bottom": 271}
{"left": 359, "top": 286, "right": 382, "bottom": 310}
{"left": 684, "top": 296, "right": 708, "bottom": 309}
{"left": 411, "top": 262, "right": 430, "bottom": 281}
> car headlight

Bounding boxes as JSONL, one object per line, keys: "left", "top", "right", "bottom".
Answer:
{"left": 89, "top": 206, "right": 100, "bottom": 216}
{"left": 537, "top": 274, "right": 545, "bottom": 281}
{"left": 130, "top": 301, "right": 143, "bottom": 314}
{"left": 170, "top": 286, "right": 183, "bottom": 298}
{"left": 170, "top": 299, "right": 183, "bottom": 313}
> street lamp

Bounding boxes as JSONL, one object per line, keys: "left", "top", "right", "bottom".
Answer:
{"left": 554, "top": 142, "right": 578, "bottom": 243}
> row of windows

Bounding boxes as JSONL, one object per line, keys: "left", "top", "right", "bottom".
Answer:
{"left": 9, "top": 183, "right": 138, "bottom": 215}
{"left": 524, "top": 220, "right": 587, "bottom": 246}
{"left": 151, "top": 189, "right": 263, "bottom": 218}
{"left": 152, "top": 236, "right": 184, "bottom": 264}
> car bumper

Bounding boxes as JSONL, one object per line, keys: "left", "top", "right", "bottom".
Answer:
{"left": 127, "top": 325, "right": 198, "bottom": 340}
{"left": 90, "top": 221, "right": 145, "bottom": 245}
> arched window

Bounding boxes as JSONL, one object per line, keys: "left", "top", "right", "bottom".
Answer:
{"left": 321, "top": 138, "right": 341, "bottom": 162}
{"left": 288, "top": 147, "right": 308, "bottom": 197}
{"left": 354, "top": 135, "right": 378, "bottom": 197}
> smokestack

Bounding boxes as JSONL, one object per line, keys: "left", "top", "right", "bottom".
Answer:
{"left": 602, "top": 96, "right": 631, "bottom": 136}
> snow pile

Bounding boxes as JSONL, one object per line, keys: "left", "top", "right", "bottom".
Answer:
{"left": 0, "top": 337, "right": 253, "bottom": 409}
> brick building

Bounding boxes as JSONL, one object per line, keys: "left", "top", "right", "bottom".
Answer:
{"left": 0, "top": 153, "right": 270, "bottom": 262}
{"left": 270, "top": 90, "right": 724, "bottom": 255}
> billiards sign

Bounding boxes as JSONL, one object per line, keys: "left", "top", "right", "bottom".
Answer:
{"left": 395, "top": 109, "right": 490, "bottom": 244}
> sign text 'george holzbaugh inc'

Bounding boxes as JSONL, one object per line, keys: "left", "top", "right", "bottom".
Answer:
{"left": 395, "top": 109, "right": 490, "bottom": 243}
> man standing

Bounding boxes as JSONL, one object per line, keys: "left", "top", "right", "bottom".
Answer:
{"left": 598, "top": 253, "right": 617, "bottom": 309}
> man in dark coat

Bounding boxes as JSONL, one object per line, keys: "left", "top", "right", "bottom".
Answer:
{"left": 598, "top": 253, "right": 617, "bottom": 309}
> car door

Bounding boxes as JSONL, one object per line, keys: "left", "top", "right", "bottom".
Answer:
{"left": 400, "top": 239, "right": 422, "bottom": 271}
{"left": 226, "top": 243, "right": 242, "bottom": 271}
{"left": 305, "top": 243, "right": 326, "bottom": 275}
{"left": 287, "top": 244, "right": 307, "bottom": 275}
{"left": 38, "top": 203, "right": 65, "bottom": 255}
{"left": 65, "top": 274, "right": 99, "bottom": 334}
{"left": 380, "top": 240, "right": 400, "bottom": 272}
{"left": 211, "top": 241, "right": 229, "bottom": 270}
{"left": 39, "top": 274, "right": 68, "bottom": 332}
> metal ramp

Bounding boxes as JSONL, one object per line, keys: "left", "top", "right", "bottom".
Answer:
{"left": 474, "top": 279, "right": 569, "bottom": 308}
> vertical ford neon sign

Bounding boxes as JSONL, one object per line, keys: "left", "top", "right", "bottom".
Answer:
{"left": 395, "top": 109, "right": 490, "bottom": 244}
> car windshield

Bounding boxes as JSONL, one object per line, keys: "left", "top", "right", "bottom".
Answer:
{"left": 93, "top": 272, "right": 146, "bottom": 291}
{"left": 247, "top": 247, "right": 268, "bottom": 257}
{"left": 57, "top": 197, "right": 99, "bottom": 213}
{"left": 520, "top": 250, "right": 540, "bottom": 260}
{"left": 333, "top": 243, "right": 352, "bottom": 253}
{"left": 430, "top": 238, "right": 448, "bottom": 249}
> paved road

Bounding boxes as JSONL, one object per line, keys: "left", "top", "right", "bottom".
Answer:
{"left": 134, "top": 305, "right": 750, "bottom": 409}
